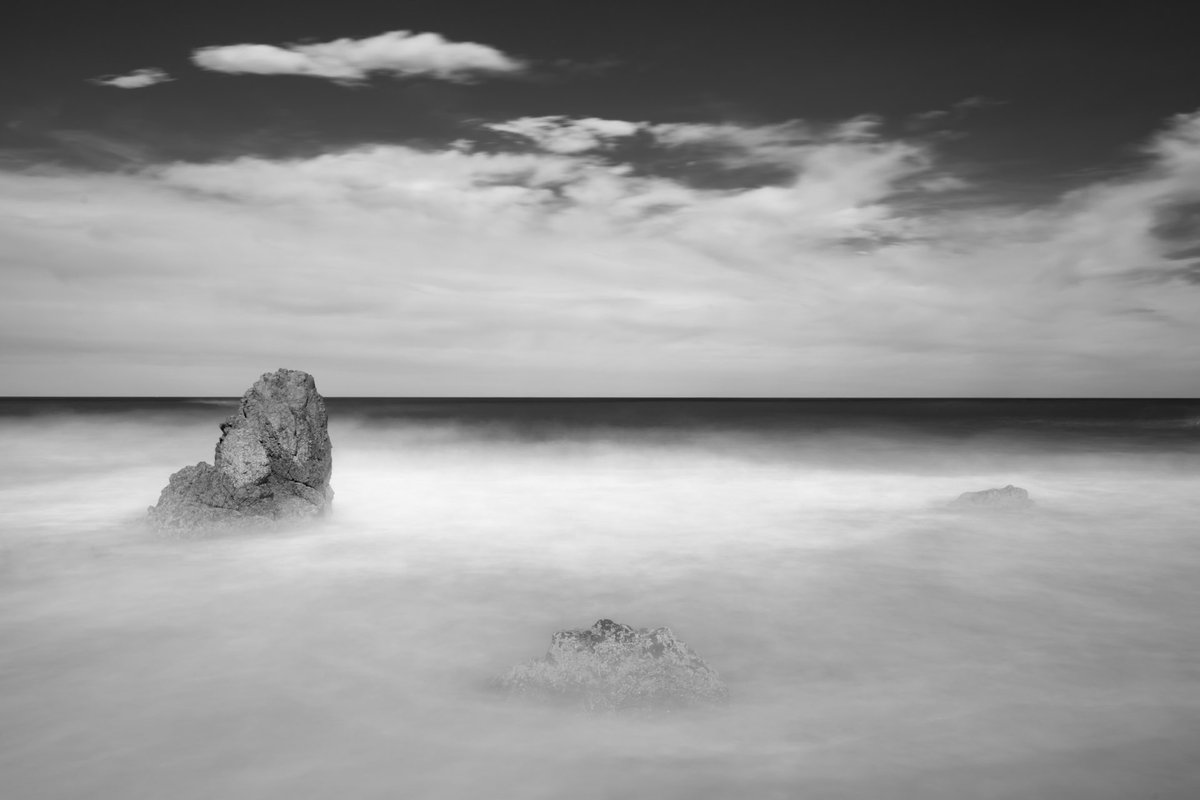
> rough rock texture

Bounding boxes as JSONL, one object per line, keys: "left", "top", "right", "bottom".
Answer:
{"left": 496, "top": 619, "right": 729, "bottom": 712}
{"left": 148, "top": 369, "right": 333, "bottom": 532}
{"left": 950, "top": 484, "right": 1034, "bottom": 510}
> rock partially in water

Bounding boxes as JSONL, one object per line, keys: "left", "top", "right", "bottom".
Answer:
{"left": 496, "top": 619, "right": 729, "bottom": 712}
{"left": 148, "top": 368, "right": 333, "bottom": 532}
{"left": 950, "top": 484, "right": 1034, "bottom": 510}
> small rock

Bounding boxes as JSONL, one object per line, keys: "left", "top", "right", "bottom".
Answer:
{"left": 148, "top": 368, "right": 333, "bottom": 532}
{"left": 496, "top": 619, "right": 728, "bottom": 711}
{"left": 950, "top": 484, "right": 1034, "bottom": 510}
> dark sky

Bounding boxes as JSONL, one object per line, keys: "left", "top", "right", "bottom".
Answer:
{"left": 6, "top": 1, "right": 1197, "bottom": 185}
{"left": 2, "top": 1, "right": 1199, "bottom": 395}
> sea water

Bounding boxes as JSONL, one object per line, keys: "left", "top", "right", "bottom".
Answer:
{"left": 1, "top": 399, "right": 1199, "bottom": 799}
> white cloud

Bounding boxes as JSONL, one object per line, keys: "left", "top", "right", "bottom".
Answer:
{"left": 486, "top": 116, "right": 643, "bottom": 154}
{"left": 486, "top": 115, "right": 922, "bottom": 195}
{"left": 191, "top": 30, "right": 524, "bottom": 83}
{"left": 88, "top": 67, "right": 173, "bottom": 89}
{"left": 490, "top": 116, "right": 829, "bottom": 160}
{"left": 649, "top": 116, "right": 901, "bottom": 174}
{"left": 1, "top": 113, "right": 1198, "bottom": 395}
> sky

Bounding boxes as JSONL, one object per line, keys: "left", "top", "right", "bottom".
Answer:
{"left": 2, "top": 0, "right": 1199, "bottom": 396}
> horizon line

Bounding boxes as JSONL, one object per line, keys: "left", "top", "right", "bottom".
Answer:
{"left": 2, "top": 396, "right": 1198, "bottom": 402}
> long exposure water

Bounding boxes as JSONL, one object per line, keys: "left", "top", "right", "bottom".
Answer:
{"left": 2, "top": 398, "right": 1199, "bottom": 799}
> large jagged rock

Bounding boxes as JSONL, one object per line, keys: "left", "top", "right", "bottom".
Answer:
{"left": 496, "top": 619, "right": 729, "bottom": 712}
{"left": 950, "top": 484, "right": 1034, "bottom": 510}
{"left": 148, "top": 369, "right": 333, "bottom": 532}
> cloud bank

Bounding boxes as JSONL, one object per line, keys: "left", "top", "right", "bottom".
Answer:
{"left": 191, "top": 30, "right": 524, "bottom": 83}
{"left": 1, "top": 112, "right": 1198, "bottom": 395}
{"left": 88, "top": 68, "right": 173, "bottom": 89}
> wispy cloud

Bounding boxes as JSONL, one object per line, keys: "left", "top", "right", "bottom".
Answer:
{"left": 44, "top": 130, "right": 155, "bottom": 168}
{"left": 954, "top": 95, "right": 1007, "bottom": 112}
{"left": 88, "top": 67, "right": 173, "bottom": 89}
{"left": 907, "top": 96, "right": 1008, "bottom": 132}
{"left": 485, "top": 114, "right": 918, "bottom": 184}
{"left": 191, "top": 30, "right": 525, "bottom": 84}
{"left": 1, "top": 112, "right": 1198, "bottom": 395}
{"left": 485, "top": 116, "right": 641, "bottom": 154}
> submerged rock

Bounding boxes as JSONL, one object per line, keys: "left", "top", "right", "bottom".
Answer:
{"left": 148, "top": 368, "right": 333, "bottom": 532}
{"left": 950, "top": 484, "right": 1034, "bottom": 510}
{"left": 496, "top": 619, "right": 728, "bottom": 711}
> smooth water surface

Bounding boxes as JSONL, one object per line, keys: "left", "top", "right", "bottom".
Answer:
{"left": 2, "top": 399, "right": 1199, "bottom": 799}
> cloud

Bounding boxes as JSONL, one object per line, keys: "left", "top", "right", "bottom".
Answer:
{"left": 191, "top": 30, "right": 524, "bottom": 83}
{"left": 1, "top": 112, "right": 1198, "bottom": 395}
{"left": 88, "top": 68, "right": 173, "bottom": 89}
{"left": 649, "top": 116, "right": 879, "bottom": 148}
{"left": 906, "top": 96, "right": 1007, "bottom": 132}
{"left": 154, "top": 115, "right": 927, "bottom": 246}
{"left": 485, "top": 116, "right": 642, "bottom": 154}
{"left": 954, "top": 95, "right": 1007, "bottom": 112}
{"left": 487, "top": 115, "right": 838, "bottom": 160}
{"left": 45, "top": 130, "right": 154, "bottom": 168}
{"left": 487, "top": 115, "right": 918, "bottom": 190}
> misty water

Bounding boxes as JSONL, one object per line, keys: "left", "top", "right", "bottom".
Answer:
{"left": 2, "top": 399, "right": 1199, "bottom": 799}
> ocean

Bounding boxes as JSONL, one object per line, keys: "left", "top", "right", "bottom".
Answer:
{"left": 2, "top": 398, "right": 1199, "bottom": 799}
